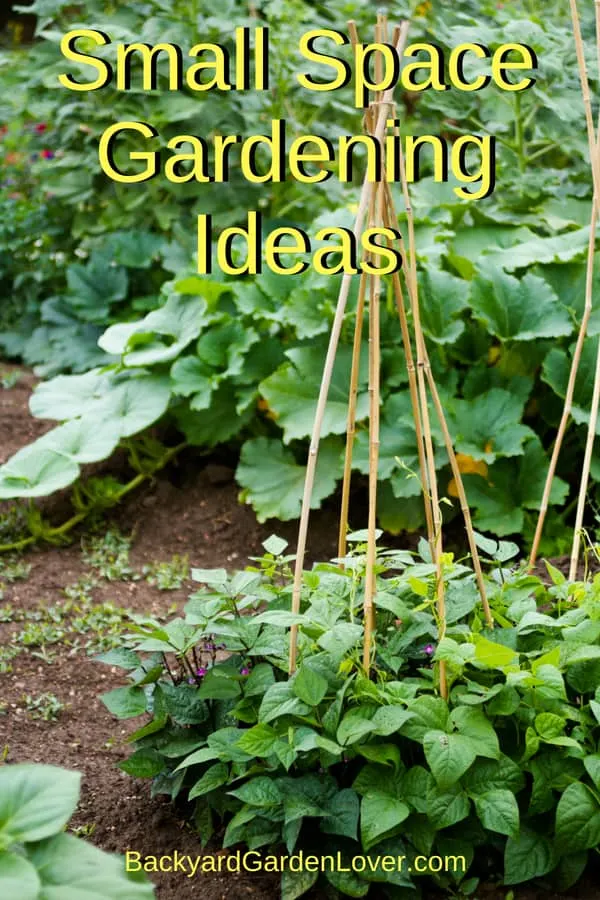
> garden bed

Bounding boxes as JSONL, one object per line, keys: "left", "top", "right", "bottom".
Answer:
{"left": 2, "top": 370, "right": 600, "bottom": 900}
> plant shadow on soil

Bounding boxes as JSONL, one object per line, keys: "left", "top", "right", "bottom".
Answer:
{"left": 1, "top": 366, "right": 599, "bottom": 900}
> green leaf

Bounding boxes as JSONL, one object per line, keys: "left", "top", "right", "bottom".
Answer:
{"left": 118, "top": 749, "right": 164, "bottom": 779}
{"left": 504, "top": 828, "right": 556, "bottom": 885}
{"left": 535, "top": 712, "right": 566, "bottom": 740}
{"left": 260, "top": 344, "right": 369, "bottom": 443}
{"left": 100, "top": 686, "right": 147, "bottom": 719}
{"left": 450, "top": 389, "right": 533, "bottom": 462}
{"left": 177, "top": 383, "right": 253, "bottom": 447}
{"left": 237, "top": 437, "right": 341, "bottom": 522}
{"left": 292, "top": 666, "right": 328, "bottom": 707}
{"left": 0, "top": 851, "right": 40, "bottom": 900}
{"left": 402, "top": 696, "right": 450, "bottom": 741}
{"left": 474, "top": 789, "right": 519, "bottom": 836}
{"left": 401, "top": 766, "right": 435, "bottom": 814}
{"left": 472, "top": 635, "right": 518, "bottom": 669}
{"left": 463, "top": 436, "right": 569, "bottom": 535}
{"left": 99, "top": 294, "right": 208, "bottom": 366}
{"left": 281, "top": 867, "right": 319, "bottom": 900}
{"left": 450, "top": 706, "right": 500, "bottom": 759}
{"left": 321, "top": 789, "right": 360, "bottom": 840}
{"left": 189, "top": 763, "right": 229, "bottom": 800}
{"left": 103, "top": 230, "right": 165, "bottom": 268}
{"left": 360, "top": 792, "right": 410, "bottom": 851}
{"left": 337, "top": 709, "right": 376, "bottom": 746}
{"left": 485, "top": 227, "right": 590, "bottom": 272}
{"left": 584, "top": 754, "right": 600, "bottom": 789}
{"left": 91, "top": 376, "right": 172, "bottom": 439}
{"left": 262, "top": 535, "right": 289, "bottom": 556}
{"left": 236, "top": 724, "right": 279, "bottom": 757}
{"left": 555, "top": 782, "right": 600, "bottom": 854}
{"left": 197, "top": 670, "right": 241, "bottom": 701}
{"left": 35, "top": 416, "right": 121, "bottom": 465}
{"left": 170, "top": 356, "right": 212, "bottom": 399}
{"left": 26, "top": 832, "right": 155, "bottom": 898}
{"left": 370, "top": 706, "right": 415, "bottom": 737}
{"left": 543, "top": 338, "right": 600, "bottom": 433}
{"left": 0, "top": 765, "right": 80, "bottom": 845}
{"left": 471, "top": 266, "right": 572, "bottom": 341}
{"left": 423, "top": 731, "right": 477, "bottom": 790}
{"left": 258, "top": 682, "right": 311, "bottom": 724}
{"left": 229, "top": 777, "right": 281, "bottom": 807}
{"left": 426, "top": 783, "right": 471, "bottom": 829}
{"left": 419, "top": 266, "right": 469, "bottom": 344}
{"left": 0, "top": 446, "right": 80, "bottom": 499}
{"left": 29, "top": 369, "right": 114, "bottom": 421}
{"left": 461, "top": 754, "right": 525, "bottom": 797}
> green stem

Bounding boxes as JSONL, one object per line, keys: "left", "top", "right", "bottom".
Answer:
{"left": 525, "top": 144, "right": 557, "bottom": 164}
{"left": 514, "top": 93, "right": 526, "bottom": 174}
{"left": 0, "top": 442, "right": 187, "bottom": 554}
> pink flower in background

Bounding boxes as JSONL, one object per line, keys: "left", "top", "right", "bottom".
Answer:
{"left": 41, "top": 149, "right": 54, "bottom": 160}
{"left": 34, "top": 123, "right": 47, "bottom": 134}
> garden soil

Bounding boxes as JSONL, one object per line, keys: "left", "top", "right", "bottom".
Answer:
{"left": 1, "top": 367, "right": 598, "bottom": 900}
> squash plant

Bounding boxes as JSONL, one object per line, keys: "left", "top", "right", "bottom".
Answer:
{"left": 0, "top": 0, "right": 597, "bottom": 546}
{"left": 99, "top": 535, "right": 600, "bottom": 898}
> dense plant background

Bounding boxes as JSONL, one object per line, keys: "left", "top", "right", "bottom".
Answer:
{"left": 0, "top": 0, "right": 598, "bottom": 552}
{"left": 100, "top": 535, "right": 600, "bottom": 899}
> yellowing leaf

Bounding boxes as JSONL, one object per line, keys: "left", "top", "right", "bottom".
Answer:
{"left": 450, "top": 454, "right": 489, "bottom": 492}
{"left": 488, "top": 346, "right": 501, "bottom": 365}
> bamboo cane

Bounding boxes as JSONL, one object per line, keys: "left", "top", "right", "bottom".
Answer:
{"left": 382, "top": 182, "right": 492, "bottom": 627}
{"left": 391, "top": 136, "right": 448, "bottom": 697}
{"left": 530, "top": 0, "right": 600, "bottom": 569}
{"left": 288, "top": 22, "right": 410, "bottom": 674}
{"left": 381, "top": 211, "right": 436, "bottom": 546}
{"left": 363, "top": 179, "right": 384, "bottom": 670}
{"left": 567, "top": 0, "right": 600, "bottom": 579}
{"left": 338, "top": 270, "right": 368, "bottom": 559}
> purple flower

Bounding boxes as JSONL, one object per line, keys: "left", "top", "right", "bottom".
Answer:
{"left": 240, "top": 666, "right": 250, "bottom": 676}
{"left": 196, "top": 666, "right": 207, "bottom": 678}
{"left": 204, "top": 641, "right": 216, "bottom": 652}
{"left": 187, "top": 677, "right": 195, "bottom": 685}
{"left": 423, "top": 644, "right": 435, "bottom": 656}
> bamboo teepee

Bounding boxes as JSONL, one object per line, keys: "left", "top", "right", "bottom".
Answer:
{"left": 286, "top": 15, "right": 492, "bottom": 701}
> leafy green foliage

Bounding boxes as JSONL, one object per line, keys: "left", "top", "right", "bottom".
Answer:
{"left": 0, "top": 0, "right": 597, "bottom": 547}
{"left": 101, "top": 537, "right": 600, "bottom": 897}
{"left": 0, "top": 764, "right": 155, "bottom": 898}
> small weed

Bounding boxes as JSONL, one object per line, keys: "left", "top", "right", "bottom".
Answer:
{"left": 71, "top": 600, "right": 128, "bottom": 654}
{"left": 70, "top": 823, "right": 96, "bottom": 838}
{"left": 143, "top": 554, "right": 190, "bottom": 590}
{"left": 63, "top": 574, "right": 98, "bottom": 605}
{"left": 0, "top": 370, "right": 21, "bottom": 390}
{"left": 17, "top": 621, "right": 65, "bottom": 647}
{"left": 0, "top": 557, "right": 31, "bottom": 582}
{"left": 0, "top": 604, "right": 17, "bottom": 623}
{"left": 30, "top": 646, "right": 58, "bottom": 664}
{"left": 22, "top": 692, "right": 65, "bottom": 722}
{"left": 0, "top": 555, "right": 32, "bottom": 600}
{"left": 0, "top": 505, "right": 29, "bottom": 546}
{"left": 82, "top": 529, "right": 137, "bottom": 581}
{"left": 0, "top": 646, "right": 20, "bottom": 674}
